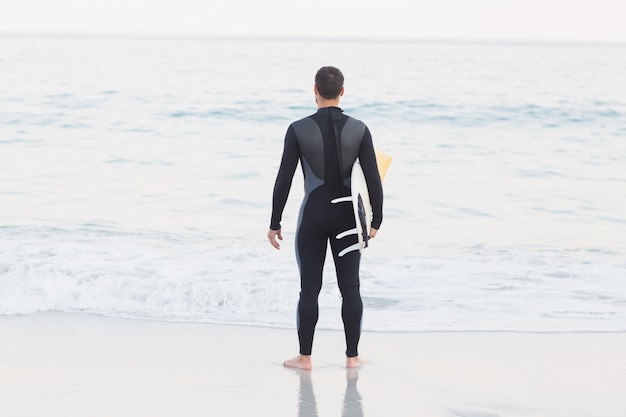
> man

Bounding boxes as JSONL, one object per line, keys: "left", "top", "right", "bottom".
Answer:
{"left": 267, "top": 66, "right": 383, "bottom": 370}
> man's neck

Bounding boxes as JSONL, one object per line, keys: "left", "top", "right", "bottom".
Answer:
{"left": 316, "top": 93, "right": 341, "bottom": 109}
{"left": 317, "top": 100, "right": 341, "bottom": 109}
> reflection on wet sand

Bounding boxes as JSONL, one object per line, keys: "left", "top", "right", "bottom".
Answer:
{"left": 295, "top": 368, "right": 364, "bottom": 417}
{"left": 297, "top": 370, "right": 318, "bottom": 417}
{"left": 342, "top": 368, "right": 364, "bottom": 417}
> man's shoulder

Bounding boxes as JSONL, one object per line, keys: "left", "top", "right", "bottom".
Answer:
{"left": 288, "top": 111, "right": 368, "bottom": 131}
{"left": 339, "top": 113, "right": 368, "bottom": 130}
{"left": 290, "top": 113, "right": 316, "bottom": 126}
{"left": 342, "top": 115, "right": 368, "bottom": 137}
{"left": 290, "top": 114, "right": 318, "bottom": 134}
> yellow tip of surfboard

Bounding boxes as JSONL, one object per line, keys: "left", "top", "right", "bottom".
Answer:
{"left": 375, "top": 150, "right": 392, "bottom": 182}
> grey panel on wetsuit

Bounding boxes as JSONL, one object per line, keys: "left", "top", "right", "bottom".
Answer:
{"left": 292, "top": 118, "right": 325, "bottom": 179}
{"left": 295, "top": 158, "right": 324, "bottom": 273}
{"left": 339, "top": 118, "right": 366, "bottom": 178}
{"left": 301, "top": 158, "right": 324, "bottom": 195}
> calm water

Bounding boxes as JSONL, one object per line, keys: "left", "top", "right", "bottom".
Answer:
{"left": 1, "top": 35, "right": 625, "bottom": 332}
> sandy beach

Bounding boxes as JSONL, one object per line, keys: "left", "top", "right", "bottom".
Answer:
{"left": 0, "top": 313, "right": 624, "bottom": 417}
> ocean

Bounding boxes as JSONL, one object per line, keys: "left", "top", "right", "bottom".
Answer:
{"left": 1, "top": 35, "right": 625, "bottom": 332}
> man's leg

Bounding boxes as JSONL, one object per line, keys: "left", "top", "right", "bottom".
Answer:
{"left": 331, "top": 239, "right": 363, "bottom": 361}
{"left": 284, "top": 220, "right": 327, "bottom": 370}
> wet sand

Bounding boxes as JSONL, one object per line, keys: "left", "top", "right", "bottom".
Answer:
{"left": 1, "top": 313, "right": 625, "bottom": 417}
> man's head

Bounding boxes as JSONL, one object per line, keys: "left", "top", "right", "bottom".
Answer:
{"left": 314, "top": 66, "right": 344, "bottom": 100}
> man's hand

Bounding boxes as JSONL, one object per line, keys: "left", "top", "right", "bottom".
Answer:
{"left": 268, "top": 228, "right": 283, "bottom": 250}
{"left": 369, "top": 228, "right": 378, "bottom": 239}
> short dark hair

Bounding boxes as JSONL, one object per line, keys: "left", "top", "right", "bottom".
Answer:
{"left": 315, "top": 66, "right": 344, "bottom": 100}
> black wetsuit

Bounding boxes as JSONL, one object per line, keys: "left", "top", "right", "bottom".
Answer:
{"left": 270, "top": 106, "right": 383, "bottom": 357}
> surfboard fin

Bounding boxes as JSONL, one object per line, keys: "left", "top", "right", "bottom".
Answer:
{"left": 336, "top": 228, "right": 358, "bottom": 240}
{"left": 331, "top": 196, "right": 352, "bottom": 204}
{"left": 338, "top": 243, "right": 361, "bottom": 257}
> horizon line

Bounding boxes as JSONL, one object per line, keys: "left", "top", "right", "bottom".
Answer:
{"left": 2, "top": 31, "right": 625, "bottom": 47}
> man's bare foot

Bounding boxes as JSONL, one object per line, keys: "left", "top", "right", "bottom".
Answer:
{"left": 346, "top": 356, "right": 365, "bottom": 368}
{"left": 283, "top": 355, "right": 312, "bottom": 370}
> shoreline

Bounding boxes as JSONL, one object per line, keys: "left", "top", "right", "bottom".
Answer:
{"left": 1, "top": 313, "right": 625, "bottom": 416}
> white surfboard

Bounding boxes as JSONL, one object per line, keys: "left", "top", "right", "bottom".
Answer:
{"left": 331, "top": 151, "right": 391, "bottom": 257}
{"left": 332, "top": 162, "right": 372, "bottom": 256}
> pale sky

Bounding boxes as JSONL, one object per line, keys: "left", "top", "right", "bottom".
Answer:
{"left": 1, "top": 0, "right": 625, "bottom": 43}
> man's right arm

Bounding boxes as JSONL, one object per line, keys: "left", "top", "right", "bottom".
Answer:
{"left": 269, "top": 125, "right": 299, "bottom": 231}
